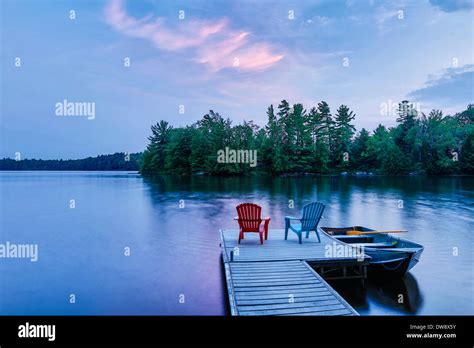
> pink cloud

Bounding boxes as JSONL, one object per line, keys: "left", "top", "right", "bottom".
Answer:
{"left": 196, "top": 34, "right": 284, "bottom": 72}
{"left": 104, "top": 0, "right": 283, "bottom": 71}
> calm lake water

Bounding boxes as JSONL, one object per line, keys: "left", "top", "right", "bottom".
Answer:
{"left": 0, "top": 171, "right": 473, "bottom": 315}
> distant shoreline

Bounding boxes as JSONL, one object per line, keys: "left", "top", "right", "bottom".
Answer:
{"left": 1, "top": 169, "right": 472, "bottom": 178}
{"left": 0, "top": 153, "right": 142, "bottom": 171}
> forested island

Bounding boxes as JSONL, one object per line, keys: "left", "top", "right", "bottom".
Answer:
{"left": 0, "top": 153, "right": 141, "bottom": 171}
{"left": 2, "top": 101, "right": 472, "bottom": 175}
{"left": 140, "top": 101, "right": 474, "bottom": 175}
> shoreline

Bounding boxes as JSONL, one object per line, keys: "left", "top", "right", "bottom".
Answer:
{"left": 1, "top": 169, "right": 473, "bottom": 177}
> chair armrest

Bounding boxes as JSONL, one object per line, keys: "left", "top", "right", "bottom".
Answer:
{"left": 285, "top": 216, "right": 300, "bottom": 220}
{"left": 263, "top": 216, "right": 271, "bottom": 221}
{"left": 234, "top": 216, "right": 239, "bottom": 221}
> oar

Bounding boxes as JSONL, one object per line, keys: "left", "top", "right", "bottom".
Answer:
{"left": 347, "top": 230, "right": 407, "bottom": 235}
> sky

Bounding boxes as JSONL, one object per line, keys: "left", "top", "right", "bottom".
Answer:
{"left": 1, "top": 0, "right": 473, "bottom": 159}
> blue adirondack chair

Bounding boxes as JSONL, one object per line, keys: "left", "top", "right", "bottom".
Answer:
{"left": 285, "top": 202, "right": 325, "bottom": 244}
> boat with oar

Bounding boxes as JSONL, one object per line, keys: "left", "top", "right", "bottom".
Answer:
{"left": 320, "top": 226, "right": 423, "bottom": 276}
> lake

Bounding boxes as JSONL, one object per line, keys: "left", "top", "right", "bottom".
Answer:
{"left": 0, "top": 171, "right": 473, "bottom": 315}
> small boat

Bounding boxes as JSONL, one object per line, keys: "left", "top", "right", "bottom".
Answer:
{"left": 320, "top": 226, "right": 423, "bottom": 276}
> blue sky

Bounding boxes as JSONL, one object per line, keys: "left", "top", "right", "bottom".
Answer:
{"left": 1, "top": 0, "right": 473, "bottom": 159}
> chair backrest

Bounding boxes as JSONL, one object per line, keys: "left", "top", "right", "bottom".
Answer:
{"left": 236, "top": 203, "right": 262, "bottom": 231}
{"left": 301, "top": 202, "right": 325, "bottom": 231}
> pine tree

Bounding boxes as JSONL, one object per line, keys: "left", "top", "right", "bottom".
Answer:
{"left": 277, "top": 100, "right": 293, "bottom": 172}
{"left": 141, "top": 120, "right": 172, "bottom": 173}
{"left": 351, "top": 128, "right": 370, "bottom": 171}
{"left": 264, "top": 104, "right": 283, "bottom": 173}
{"left": 396, "top": 100, "right": 418, "bottom": 128}
{"left": 292, "top": 103, "right": 312, "bottom": 172}
{"left": 317, "top": 101, "right": 334, "bottom": 171}
{"left": 333, "top": 105, "right": 356, "bottom": 170}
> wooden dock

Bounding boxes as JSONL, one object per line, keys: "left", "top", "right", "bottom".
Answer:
{"left": 221, "top": 229, "right": 368, "bottom": 316}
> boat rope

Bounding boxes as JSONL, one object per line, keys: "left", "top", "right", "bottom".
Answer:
{"left": 381, "top": 259, "right": 405, "bottom": 271}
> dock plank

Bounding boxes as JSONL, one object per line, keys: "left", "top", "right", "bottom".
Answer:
{"left": 234, "top": 284, "right": 327, "bottom": 292}
{"left": 238, "top": 300, "right": 343, "bottom": 312}
{"left": 220, "top": 229, "right": 360, "bottom": 316}
{"left": 235, "top": 289, "right": 332, "bottom": 300}
{"left": 238, "top": 295, "right": 336, "bottom": 306}
{"left": 283, "top": 308, "right": 352, "bottom": 316}
{"left": 239, "top": 304, "right": 349, "bottom": 316}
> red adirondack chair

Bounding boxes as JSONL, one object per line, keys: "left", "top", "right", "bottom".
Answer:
{"left": 235, "top": 203, "right": 270, "bottom": 244}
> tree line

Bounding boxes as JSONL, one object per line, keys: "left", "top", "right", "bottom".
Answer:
{"left": 0, "top": 153, "right": 141, "bottom": 171}
{"left": 140, "top": 101, "right": 474, "bottom": 175}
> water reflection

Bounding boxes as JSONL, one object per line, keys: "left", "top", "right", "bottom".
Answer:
{"left": 1, "top": 172, "right": 471, "bottom": 315}
{"left": 139, "top": 174, "right": 472, "bottom": 315}
{"left": 328, "top": 273, "right": 423, "bottom": 315}
{"left": 366, "top": 273, "right": 423, "bottom": 314}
